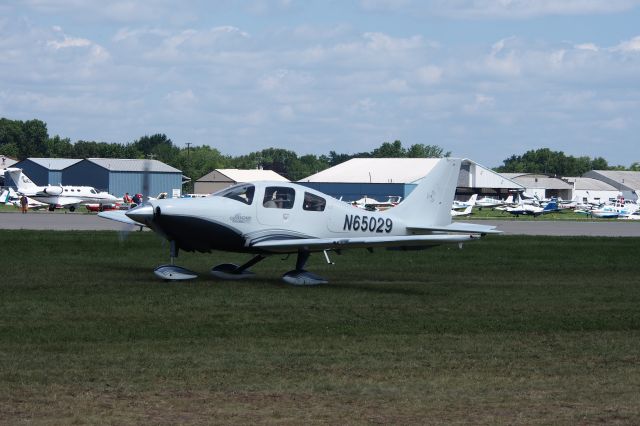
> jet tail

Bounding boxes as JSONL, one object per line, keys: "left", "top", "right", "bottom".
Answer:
{"left": 391, "top": 158, "right": 461, "bottom": 227}
{"left": 4, "top": 168, "right": 39, "bottom": 195}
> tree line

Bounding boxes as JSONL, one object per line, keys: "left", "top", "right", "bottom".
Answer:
{"left": 1, "top": 117, "right": 637, "bottom": 189}
{"left": 0, "top": 118, "right": 449, "bottom": 184}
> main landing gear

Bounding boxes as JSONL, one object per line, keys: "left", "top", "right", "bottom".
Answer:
{"left": 281, "top": 250, "right": 328, "bottom": 285}
{"left": 153, "top": 242, "right": 329, "bottom": 285}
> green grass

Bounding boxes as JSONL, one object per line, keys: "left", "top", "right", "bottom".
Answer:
{"left": 1, "top": 231, "right": 639, "bottom": 424}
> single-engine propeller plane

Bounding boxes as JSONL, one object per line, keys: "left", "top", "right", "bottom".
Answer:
{"left": 99, "top": 158, "right": 499, "bottom": 284}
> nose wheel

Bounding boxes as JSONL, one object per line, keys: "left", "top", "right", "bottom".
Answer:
{"left": 154, "top": 240, "right": 198, "bottom": 281}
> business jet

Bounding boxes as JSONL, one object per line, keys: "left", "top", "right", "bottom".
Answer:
{"left": 99, "top": 158, "right": 499, "bottom": 284}
{"left": 5, "top": 167, "right": 120, "bottom": 211}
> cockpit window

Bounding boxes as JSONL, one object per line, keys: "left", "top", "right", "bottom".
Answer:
{"left": 215, "top": 184, "right": 255, "bottom": 205}
{"left": 90, "top": 188, "right": 97, "bottom": 194}
{"left": 303, "top": 192, "right": 326, "bottom": 211}
{"left": 263, "top": 186, "right": 295, "bottom": 209}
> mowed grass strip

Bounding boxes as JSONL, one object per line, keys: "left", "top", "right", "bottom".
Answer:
{"left": 0, "top": 230, "right": 639, "bottom": 425}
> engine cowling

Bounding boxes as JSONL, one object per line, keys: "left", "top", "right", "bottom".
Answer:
{"left": 43, "top": 186, "right": 63, "bottom": 196}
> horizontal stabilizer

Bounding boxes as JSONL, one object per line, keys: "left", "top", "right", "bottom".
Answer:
{"left": 408, "top": 222, "right": 501, "bottom": 235}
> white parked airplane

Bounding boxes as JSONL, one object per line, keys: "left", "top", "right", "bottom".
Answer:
{"left": 451, "top": 203, "right": 474, "bottom": 217}
{"left": 504, "top": 199, "right": 559, "bottom": 217}
{"left": 5, "top": 167, "right": 120, "bottom": 212}
{"left": 99, "top": 158, "right": 499, "bottom": 284}
{"left": 474, "top": 196, "right": 504, "bottom": 209}
{"left": 452, "top": 194, "right": 478, "bottom": 211}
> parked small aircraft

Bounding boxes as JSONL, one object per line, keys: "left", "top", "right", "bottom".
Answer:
{"left": 5, "top": 168, "right": 119, "bottom": 211}
{"left": 504, "top": 199, "right": 559, "bottom": 217}
{"left": 474, "top": 196, "right": 504, "bottom": 209}
{"left": 451, "top": 203, "right": 474, "bottom": 217}
{"left": 99, "top": 158, "right": 499, "bottom": 284}
{"left": 352, "top": 195, "right": 402, "bottom": 211}
{"left": 452, "top": 194, "right": 478, "bottom": 211}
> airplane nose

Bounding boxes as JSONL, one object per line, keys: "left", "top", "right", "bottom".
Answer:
{"left": 126, "top": 204, "right": 155, "bottom": 224}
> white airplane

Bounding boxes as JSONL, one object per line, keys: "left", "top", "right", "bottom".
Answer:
{"left": 98, "top": 158, "right": 499, "bottom": 284}
{"left": 474, "top": 196, "right": 504, "bottom": 209}
{"left": 351, "top": 195, "right": 402, "bottom": 211}
{"left": 452, "top": 194, "right": 478, "bottom": 211}
{"left": 451, "top": 203, "right": 474, "bottom": 217}
{"left": 504, "top": 199, "right": 559, "bottom": 217}
{"left": 5, "top": 167, "right": 120, "bottom": 212}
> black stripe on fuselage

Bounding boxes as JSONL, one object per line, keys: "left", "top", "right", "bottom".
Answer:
{"left": 153, "top": 215, "right": 246, "bottom": 253}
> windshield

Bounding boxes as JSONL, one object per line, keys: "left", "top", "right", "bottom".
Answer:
{"left": 214, "top": 184, "right": 255, "bottom": 205}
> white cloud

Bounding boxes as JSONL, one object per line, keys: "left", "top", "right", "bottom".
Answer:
{"left": 463, "top": 93, "right": 495, "bottom": 114}
{"left": 165, "top": 89, "right": 198, "bottom": 108}
{"left": 575, "top": 43, "right": 599, "bottom": 52}
{"left": 47, "top": 35, "right": 91, "bottom": 49}
{"left": 599, "top": 117, "right": 627, "bottom": 130}
{"left": 612, "top": 35, "right": 640, "bottom": 52}
{"left": 425, "top": 0, "right": 640, "bottom": 19}
{"left": 416, "top": 65, "right": 443, "bottom": 85}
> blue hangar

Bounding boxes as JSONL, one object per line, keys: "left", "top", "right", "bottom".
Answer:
{"left": 11, "top": 157, "right": 184, "bottom": 198}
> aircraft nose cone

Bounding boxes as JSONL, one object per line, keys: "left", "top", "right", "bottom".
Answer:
{"left": 126, "top": 204, "right": 155, "bottom": 224}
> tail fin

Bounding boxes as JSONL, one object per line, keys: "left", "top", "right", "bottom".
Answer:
{"left": 5, "top": 168, "right": 39, "bottom": 194}
{"left": 468, "top": 193, "right": 478, "bottom": 205}
{"left": 391, "top": 158, "right": 461, "bottom": 227}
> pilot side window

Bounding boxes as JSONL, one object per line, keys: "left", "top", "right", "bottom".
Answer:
{"left": 216, "top": 184, "right": 255, "bottom": 205}
{"left": 303, "top": 192, "right": 326, "bottom": 212}
{"left": 263, "top": 186, "right": 295, "bottom": 209}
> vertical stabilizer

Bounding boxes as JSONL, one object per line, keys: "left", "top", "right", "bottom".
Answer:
{"left": 4, "top": 168, "right": 40, "bottom": 195}
{"left": 391, "top": 158, "right": 462, "bottom": 227}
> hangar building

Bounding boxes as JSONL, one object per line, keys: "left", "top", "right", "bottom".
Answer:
{"left": 195, "top": 169, "right": 289, "bottom": 194}
{"left": 562, "top": 177, "right": 619, "bottom": 204}
{"left": 63, "top": 158, "right": 183, "bottom": 198}
{"left": 501, "top": 173, "right": 573, "bottom": 200}
{"left": 12, "top": 158, "right": 81, "bottom": 186}
{"left": 298, "top": 158, "right": 522, "bottom": 202}
{"left": 582, "top": 170, "right": 640, "bottom": 201}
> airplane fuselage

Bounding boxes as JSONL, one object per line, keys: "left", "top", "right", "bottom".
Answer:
{"left": 131, "top": 181, "right": 412, "bottom": 254}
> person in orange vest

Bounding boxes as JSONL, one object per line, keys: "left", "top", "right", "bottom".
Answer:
{"left": 20, "top": 195, "right": 29, "bottom": 213}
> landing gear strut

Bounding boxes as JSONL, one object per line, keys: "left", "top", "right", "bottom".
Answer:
{"left": 282, "top": 250, "right": 328, "bottom": 285}
{"left": 210, "top": 255, "right": 267, "bottom": 280}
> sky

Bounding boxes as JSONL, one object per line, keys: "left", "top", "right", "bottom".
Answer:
{"left": 1, "top": 0, "right": 639, "bottom": 168}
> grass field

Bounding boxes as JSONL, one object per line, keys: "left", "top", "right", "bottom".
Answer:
{"left": 1, "top": 230, "right": 639, "bottom": 425}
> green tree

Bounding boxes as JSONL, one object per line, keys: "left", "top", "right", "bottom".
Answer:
{"left": 406, "top": 143, "right": 451, "bottom": 158}
{"left": 0, "top": 118, "right": 25, "bottom": 155}
{"left": 372, "top": 140, "right": 405, "bottom": 157}
{"left": 20, "top": 119, "right": 49, "bottom": 159}
{"left": 495, "top": 149, "right": 611, "bottom": 176}
{"left": 46, "top": 135, "right": 74, "bottom": 157}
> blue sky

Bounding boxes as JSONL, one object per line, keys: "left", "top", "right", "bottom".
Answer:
{"left": 1, "top": 0, "right": 639, "bottom": 168}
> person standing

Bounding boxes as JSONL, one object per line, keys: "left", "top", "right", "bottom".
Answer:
{"left": 20, "top": 195, "right": 28, "bottom": 214}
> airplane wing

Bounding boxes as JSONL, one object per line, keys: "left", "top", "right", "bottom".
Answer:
{"left": 250, "top": 233, "right": 482, "bottom": 252}
{"left": 55, "top": 197, "right": 84, "bottom": 207}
